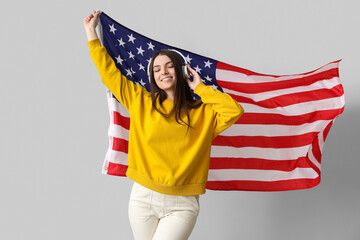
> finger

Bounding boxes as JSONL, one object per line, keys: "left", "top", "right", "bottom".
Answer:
{"left": 94, "top": 10, "right": 100, "bottom": 17}
{"left": 186, "top": 65, "right": 193, "bottom": 77}
{"left": 186, "top": 64, "right": 193, "bottom": 72}
{"left": 187, "top": 65, "right": 197, "bottom": 75}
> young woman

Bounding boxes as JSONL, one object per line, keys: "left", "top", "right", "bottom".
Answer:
{"left": 84, "top": 10, "right": 244, "bottom": 240}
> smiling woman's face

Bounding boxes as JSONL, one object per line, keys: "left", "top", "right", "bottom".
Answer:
{"left": 152, "top": 55, "right": 177, "bottom": 96}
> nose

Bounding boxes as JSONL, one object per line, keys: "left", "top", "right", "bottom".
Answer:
{"left": 161, "top": 68, "right": 168, "bottom": 75}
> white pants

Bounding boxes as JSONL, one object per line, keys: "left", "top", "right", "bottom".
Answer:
{"left": 128, "top": 182, "right": 200, "bottom": 240}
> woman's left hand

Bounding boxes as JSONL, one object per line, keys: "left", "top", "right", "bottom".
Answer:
{"left": 185, "top": 65, "right": 202, "bottom": 90}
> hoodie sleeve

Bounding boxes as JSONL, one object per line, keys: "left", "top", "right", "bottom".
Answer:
{"left": 88, "top": 38, "right": 146, "bottom": 110}
{"left": 194, "top": 82, "right": 244, "bottom": 138}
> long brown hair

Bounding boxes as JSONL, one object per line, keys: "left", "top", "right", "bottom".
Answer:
{"left": 149, "top": 49, "right": 202, "bottom": 129}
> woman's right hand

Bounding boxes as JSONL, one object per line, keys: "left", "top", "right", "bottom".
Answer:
{"left": 84, "top": 10, "right": 100, "bottom": 30}
{"left": 84, "top": 10, "right": 100, "bottom": 41}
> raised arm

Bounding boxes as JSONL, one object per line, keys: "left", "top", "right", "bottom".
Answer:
{"left": 83, "top": 10, "right": 100, "bottom": 41}
{"left": 187, "top": 65, "right": 244, "bottom": 137}
{"left": 84, "top": 10, "right": 145, "bottom": 110}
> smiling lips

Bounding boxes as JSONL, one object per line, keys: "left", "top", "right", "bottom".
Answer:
{"left": 161, "top": 77, "right": 172, "bottom": 82}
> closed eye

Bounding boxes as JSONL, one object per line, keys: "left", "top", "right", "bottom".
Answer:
{"left": 153, "top": 60, "right": 173, "bottom": 72}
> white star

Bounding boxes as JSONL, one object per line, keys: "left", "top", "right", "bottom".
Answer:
{"left": 204, "top": 60, "right": 213, "bottom": 68}
{"left": 115, "top": 55, "right": 124, "bottom": 65}
{"left": 204, "top": 75, "right": 212, "bottom": 82}
{"left": 211, "top": 84, "right": 218, "bottom": 90}
{"left": 136, "top": 46, "right": 145, "bottom": 56}
{"left": 138, "top": 63, "right": 145, "bottom": 71}
{"left": 147, "top": 42, "right": 155, "bottom": 51}
{"left": 109, "top": 24, "right": 117, "bottom": 34}
{"left": 128, "top": 34, "right": 136, "bottom": 43}
{"left": 128, "top": 51, "right": 135, "bottom": 60}
{"left": 117, "top": 38, "right": 125, "bottom": 47}
{"left": 185, "top": 54, "right": 192, "bottom": 64}
{"left": 194, "top": 65, "right": 202, "bottom": 74}
{"left": 139, "top": 79, "right": 146, "bottom": 86}
{"left": 125, "top": 68, "right": 133, "bottom": 77}
{"left": 130, "top": 68, "right": 136, "bottom": 75}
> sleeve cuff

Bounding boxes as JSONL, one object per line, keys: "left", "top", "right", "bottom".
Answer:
{"left": 193, "top": 82, "right": 207, "bottom": 95}
{"left": 87, "top": 38, "right": 101, "bottom": 49}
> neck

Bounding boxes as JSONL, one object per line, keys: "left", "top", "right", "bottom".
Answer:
{"left": 166, "top": 91, "right": 175, "bottom": 101}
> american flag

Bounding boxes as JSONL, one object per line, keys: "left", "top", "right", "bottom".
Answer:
{"left": 98, "top": 12, "right": 345, "bottom": 191}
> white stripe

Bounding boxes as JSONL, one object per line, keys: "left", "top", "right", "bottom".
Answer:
{"left": 210, "top": 145, "right": 310, "bottom": 160}
{"left": 240, "top": 95, "right": 345, "bottom": 115}
{"left": 107, "top": 150, "right": 129, "bottom": 165}
{"left": 223, "top": 77, "right": 340, "bottom": 102}
{"left": 216, "top": 62, "right": 339, "bottom": 84}
{"left": 104, "top": 89, "right": 115, "bottom": 174}
{"left": 105, "top": 88, "right": 130, "bottom": 172}
{"left": 102, "top": 161, "right": 109, "bottom": 175}
{"left": 109, "top": 97, "right": 130, "bottom": 118}
{"left": 221, "top": 119, "right": 332, "bottom": 137}
{"left": 307, "top": 120, "right": 329, "bottom": 172}
{"left": 208, "top": 168, "right": 319, "bottom": 182}
{"left": 307, "top": 144, "right": 321, "bottom": 171}
{"left": 110, "top": 125, "right": 130, "bottom": 140}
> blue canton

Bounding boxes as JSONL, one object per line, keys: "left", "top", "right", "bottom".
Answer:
{"left": 99, "top": 13, "right": 222, "bottom": 100}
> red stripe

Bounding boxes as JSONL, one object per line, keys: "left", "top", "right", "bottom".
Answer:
{"left": 309, "top": 121, "right": 335, "bottom": 167}
{"left": 308, "top": 146, "right": 321, "bottom": 175}
{"left": 107, "top": 162, "right": 128, "bottom": 176}
{"left": 112, "top": 137, "right": 129, "bottom": 153}
{"left": 206, "top": 177, "right": 320, "bottom": 191}
{"left": 213, "top": 132, "right": 317, "bottom": 148}
{"left": 323, "top": 120, "right": 334, "bottom": 140}
{"left": 306, "top": 121, "right": 334, "bottom": 176}
{"left": 113, "top": 111, "right": 130, "bottom": 130}
{"left": 236, "top": 108, "right": 344, "bottom": 125}
{"left": 311, "top": 135, "right": 322, "bottom": 164}
{"left": 227, "top": 85, "right": 344, "bottom": 108}
{"left": 209, "top": 156, "right": 311, "bottom": 171}
{"left": 217, "top": 69, "right": 339, "bottom": 94}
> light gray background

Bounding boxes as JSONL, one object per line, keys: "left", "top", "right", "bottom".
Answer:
{"left": 1, "top": 0, "right": 359, "bottom": 239}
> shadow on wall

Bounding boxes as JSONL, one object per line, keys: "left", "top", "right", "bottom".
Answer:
{"left": 195, "top": 108, "right": 360, "bottom": 240}
{"left": 264, "top": 108, "right": 360, "bottom": 239}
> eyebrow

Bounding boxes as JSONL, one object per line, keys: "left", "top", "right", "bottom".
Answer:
{"left": 153, "top": 60, "right": 173, "bottom": 68}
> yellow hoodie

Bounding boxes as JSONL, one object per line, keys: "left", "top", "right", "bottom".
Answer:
{"left": 88, "top": 39, "right": 244, "bottom": 195}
